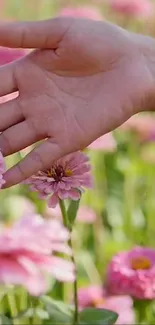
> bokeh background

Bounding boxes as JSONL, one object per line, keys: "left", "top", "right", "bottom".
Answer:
{"left": 1, "top": 0, "right": 155, "bottom": 323}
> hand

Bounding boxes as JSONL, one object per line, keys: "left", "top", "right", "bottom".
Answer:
{"left": 0, "top": 17, "right": 153, "bottom": 187}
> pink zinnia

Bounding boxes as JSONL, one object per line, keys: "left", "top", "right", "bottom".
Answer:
{"left": 88, "top": 133, "right": 116, "bottom": 152}
{"left": 0, "top": 151, "right": 5, "bottom": 188}
{"left": 106, "top": 246, "right": 155, "bottom": 299}
{"left": 25, "top": 151, "right": 93, "bottom": 208}
{"left": 0, "top": 214, "right": 75, "bottom": 296}
{"left": 109, "top": 0, "right": 152, "bottom": 18}
{"left": 78, "top": 286, "right": 135, "bottom": 324}
{"left": 59, "top": 6, "right": 103, "bottom": 20}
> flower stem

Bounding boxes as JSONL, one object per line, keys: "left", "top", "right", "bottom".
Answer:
{"left": 7, "top": 291, "right": 19, "bottom": 325}
{"left": 59, "top": 200, "right": 70, "bottom": 229}
{"left": 59, "top": 200, "right": 79, "bottom": 325}
{"left": 133, "top": 299, "right": 150, "bottom": 324}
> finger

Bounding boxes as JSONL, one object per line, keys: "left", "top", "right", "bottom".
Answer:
{"left": 0, "top": 120, "right": 43, "bottom": 156}
{"left": 0, "top": 62, "right": 18, "bottom": 96}
{"left": 3, "top": 138, "right": 67, "bottom": 188}
{"left": 0, "top": 96, "right": 24, "bottom": 131}
{"left": 0, "top": 17, "right": 72, "bottom": 49}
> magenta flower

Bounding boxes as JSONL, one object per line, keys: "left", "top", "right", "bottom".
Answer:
{"left": 78, "top": 286, "right": 135, "bottom": 324}
{"left": 0, "top": 151, "right": 5, "bottom": 188}
{"left": 109, "top": 0, "right": 152, "bottom": 18}
{"left": 59, "top": 6, "right": 103, "bottom": 20}
{"left": 0, "top": 214, "right": 75, "bottom": 296}
{"left": 106, "top": 246, "right": 155, "bottom": 299}
{"left": 88, "top": 133, "right": 116, "bottom": 152}
{"left": 25, "top": 152, "right": 93, "bottom": 208}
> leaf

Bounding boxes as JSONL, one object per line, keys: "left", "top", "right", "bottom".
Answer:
{"left": 36, "top": 308, "right": 49, "bottom": 320}
{"left": 79, "top": 308, "right": 118, "bottom": 325}
{"left": 41, "top": 296, "right": 73, "bottom": 325}
{"left": 67, "top": 199, "right": 80, "bottom": 228}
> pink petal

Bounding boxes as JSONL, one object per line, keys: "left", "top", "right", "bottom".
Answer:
{"left": 48, "top": 194, "right": 59, "bottom": 208}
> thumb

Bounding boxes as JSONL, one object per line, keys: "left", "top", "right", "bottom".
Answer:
{"left": 3, "top": 138, "right": 70, "bottom": 188}
{"left": 0, "top": 17, "right": 72, "bottom": 49}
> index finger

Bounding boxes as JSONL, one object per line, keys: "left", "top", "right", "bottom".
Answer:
{"left": 0, "top": 17, "right": 72, "bottom": 49}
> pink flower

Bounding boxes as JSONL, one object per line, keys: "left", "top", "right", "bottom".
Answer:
{"left": 59, "top": 6, "right": 103, "bottom": 20}
{"left": 0, "top": 47, "right": 26, "bottom": 65}
{"left": 0, "top": 214, "right": 75, "bottom": 296}
{"left": 25, "top": 151, "right": 93, "bottom": 208}
{"left": 0, "top": 48, "right": 26, "bottom": 104}
{"left": 88, "top": 133, "right": 116, "bottom": 152}
{"left": 78, "top": 286, "right": 135, "bottom": 324}
{"left": 109, "top": 0, "right": 152, "bottom": 18}
{"left": 0, "top": 151, "right": 5, "bottom": 188}
{"left": 45, "top": 205, "right": 96, "bottom": 224}
{"left": 106, "top": 246, "right": 155, "bottom": 299}
{"left": 121, "top": 114, "right": 155, "bottom": 143}
{"left": 76, "top": 206, "right": 97, "bottom": 224}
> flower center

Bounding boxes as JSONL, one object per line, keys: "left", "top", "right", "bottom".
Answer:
{"left": 131, "top": 256, "right": 151, "bottom": 270}
{"left": 46, "top": 166, "right": 72, "bottom": 181}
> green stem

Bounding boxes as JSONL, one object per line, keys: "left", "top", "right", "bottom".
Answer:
{"left": 59, "top": 200, "right": 79, "bottom": 325}
{"left": 133, "top": 299, "right": 150, "bottom": 324}
{"left": 59, "top": 200, "right": 70, "bottom": 229}
{"left": 7, "top": 291, "right": 19, "bottom": 325}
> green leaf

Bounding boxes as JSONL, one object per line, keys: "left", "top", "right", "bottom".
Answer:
{"left": 67, "top": 199, "right": 80, "bottom": 228}
{"left": 41, "top": 296, "right": 73, "bottom": 324}
{"left": 79, "top": 308, "right": 118, "bottom": 325}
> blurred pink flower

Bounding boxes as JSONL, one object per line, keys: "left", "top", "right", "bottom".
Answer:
{"left": 45, "top": 205, "right": 96, "bottom": 224}
{"left": 25, "top": 151, "right": 93, "bottom": 208}
{"left": 78, "top": 286, "right": 135, "bottom": 324}
{"left": 0, "top": 47, "right": 26, "bottom": 104}
{"left": 109, "top": 0, "right": 152, "bottom": 18}
{"left": 76, "top": 206, "right": 97, "bottom": 224}
{"left": 0, "top": 151, "right": 5, "bottom": 188}
{"left": 0, "top": 93, "right": 18, "bottom": 104}
{"left": 121, "top": 114, "right": 155, "bottom": 142}
{"left": 0, "top": 47, "right": 26, "bottom": 65}
{"left": 106, "top": 246, "right": 155, "bottom": 299}
{"left": 0, "top": 214, "right": 75, "bottom": 296}
{"left": 59, "top": 6, "right": 103, "bottom": 20}
{"left": 88, "top": 133, "right": 116, "bottom": 152}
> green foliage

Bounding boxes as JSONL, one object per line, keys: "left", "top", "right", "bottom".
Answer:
{"left": 41, "top": 296, "right": 73, "bottom": 324}
{"left": 67, "top": 199, "right": 80, "bottom": 229}
{"left": 79, "top": 308, "right": 118, "bottom": 325}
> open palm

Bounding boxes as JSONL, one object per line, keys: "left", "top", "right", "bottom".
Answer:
{"left": 0, "top": 17, "right": 153, "bottom": 186}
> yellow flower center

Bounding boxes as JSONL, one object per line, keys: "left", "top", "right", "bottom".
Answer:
{"left": 47, "top": 170, "right": 53, "bottom": 177}
{"left": 65, "top": 169, "right": 73, "bottom": 177}
{"left": 46, "top": 166, "right": 73, "bottom": 181}
{"left": 131, "top": 256, "right": 151, "bottom": 270}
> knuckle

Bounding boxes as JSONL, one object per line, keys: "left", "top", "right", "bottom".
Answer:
{"left": 30, "top": 150, "right": 44, "bottom": 170}
{"left": 1, "top": 132, "right": 14, "bottom": 155}
{"left": 16, "top": 162, "right": 28, "bottom": 180}
{"left": 20, "top": 26, "right": 28, "bottom": 48}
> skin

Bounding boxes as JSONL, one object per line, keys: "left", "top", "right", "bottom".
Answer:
{"left": 0, "top": 17, "right": 154, "bottom": 187}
